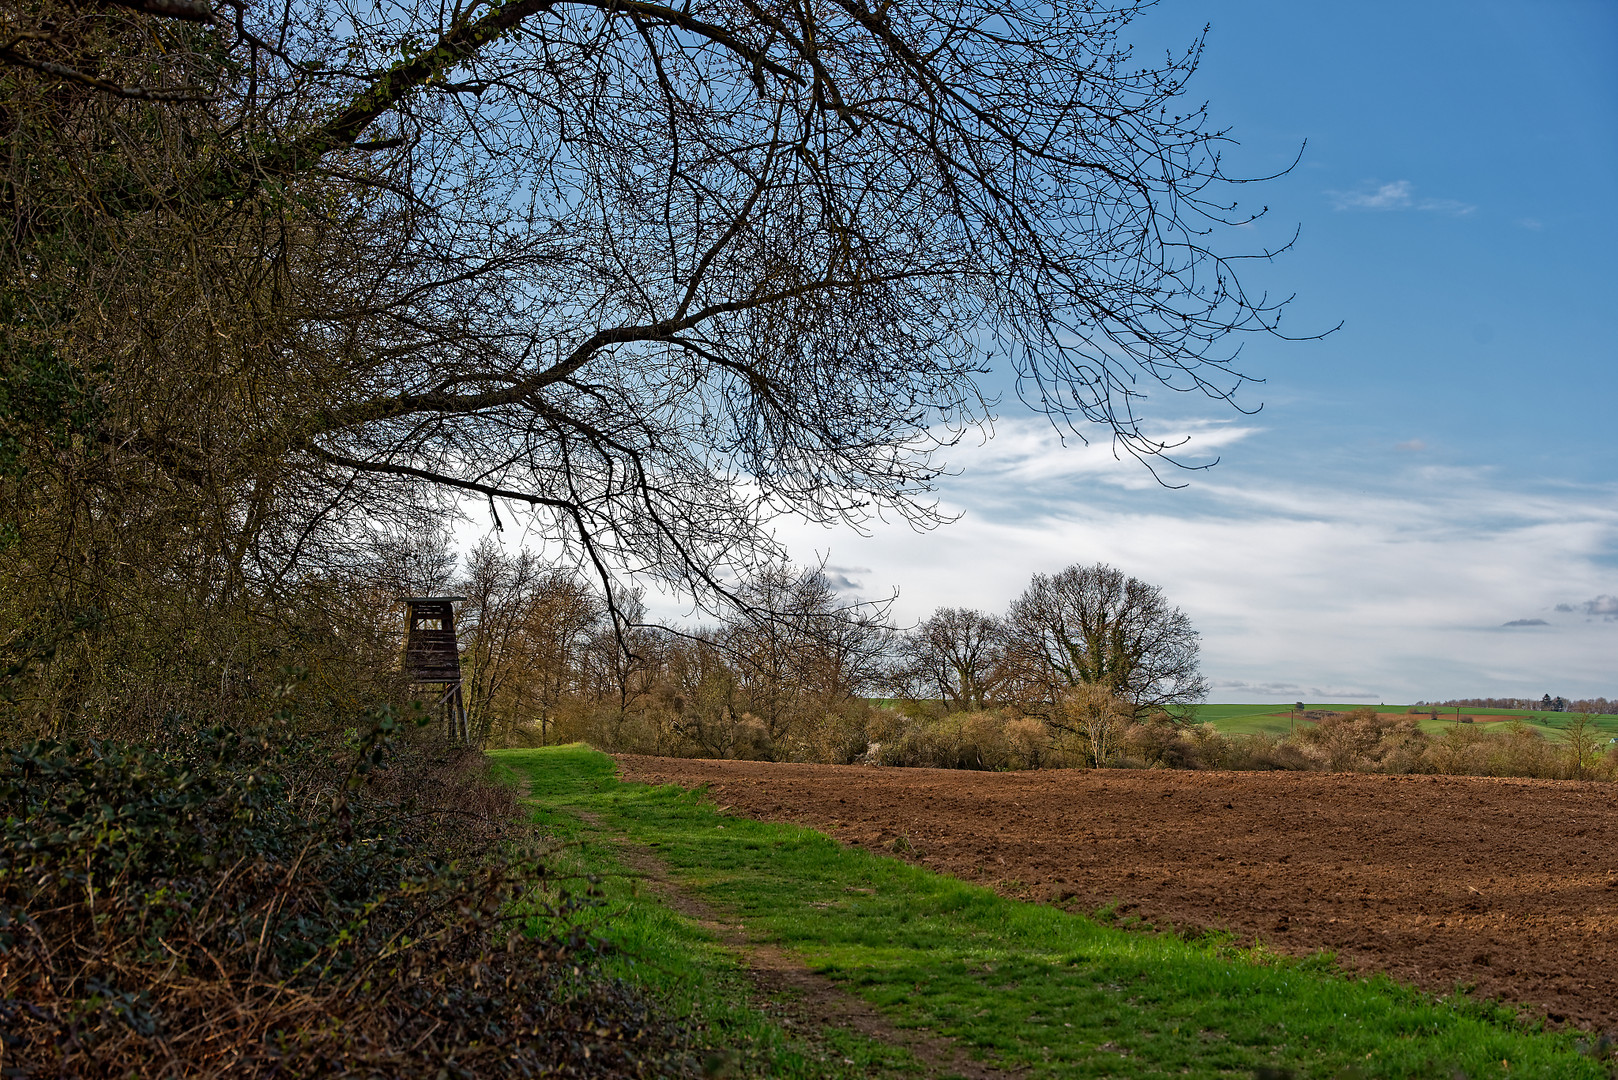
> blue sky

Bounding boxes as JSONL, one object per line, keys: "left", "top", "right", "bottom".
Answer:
{"left": 476, "top": 2, "right": 1617, "bottom": 704}
{"left": 1166, "top": 0, "right": 1618, "bottom": 486}
{"left": 772, "top": 2, "right": 1618, "bottom": 704}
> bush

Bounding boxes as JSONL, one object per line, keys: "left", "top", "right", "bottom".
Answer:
{"left": 1294, "top": 709, "right": 1428, "bottom": 773}
{"left": 1221, "top": 730, "right": 1313, "bottom": 772}
{"left": 864, "top": 707, "right": 1064, "bottom": 770}
{"left": 1121, "top": 718, "right": 1208, "bottom": 769}
{"left": 0, "top": 719, "right": 687, "bottom": 1078}
{"left": 1479, "top": 720, "right": 1562, "bottom": 779}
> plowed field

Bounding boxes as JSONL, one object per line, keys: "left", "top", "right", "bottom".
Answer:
{"left": 614, "top": 756, "right": 1618, "bottom": 1031}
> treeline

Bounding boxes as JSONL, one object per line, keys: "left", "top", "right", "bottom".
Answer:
{"left": 432, "top": 547, "right": 1618, "bottom": 784}
{"left": 446, "top": 552, "right": 1208, "bottom": 767}
{"left": 1416, "top": 697, "right": 1616, "bottom": 715}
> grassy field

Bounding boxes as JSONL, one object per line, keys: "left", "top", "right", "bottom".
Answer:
{"left": 873, "top": 700, "right": 1618, "bottom": 740}
{"left": 503, "top": 750, "right": 920, "bottom": 1079}
{"left": 1191, "top": 704, "right": 1618, "bottom": 739}
{"left": 495, "top": 745, "right": 1608, "bottom": 1079}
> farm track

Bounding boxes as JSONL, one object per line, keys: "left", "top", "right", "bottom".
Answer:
{"left": 614, "top": 756, "right": 1618, "bottom": 1032}
{"left": 596, "top": 826, "right": 1022, "bottom": 1079}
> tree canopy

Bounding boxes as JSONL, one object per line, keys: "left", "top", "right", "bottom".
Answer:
{"left": 1, "top": 0, "right": 1295, "bottom": 725}
{"left": 1003, "top": 562, "right": 1208, "bottom": 714}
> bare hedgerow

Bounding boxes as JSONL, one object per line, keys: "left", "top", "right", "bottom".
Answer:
{"left": 864, "top": 706, "right": 1058, "bottom": 771}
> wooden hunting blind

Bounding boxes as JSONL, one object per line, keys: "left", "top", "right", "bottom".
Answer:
{"left": 400, "top": 596, "right": 470, "bottom": 744}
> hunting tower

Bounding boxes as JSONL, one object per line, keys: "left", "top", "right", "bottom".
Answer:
{"left": 400, "top": 596, "right": 470, "bottom": 744}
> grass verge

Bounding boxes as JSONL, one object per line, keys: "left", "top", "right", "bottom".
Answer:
{"left": 496, "top": 745, "right": 1609, "bottom": 1079}
{"left": 493, "top": 752, "right": 925, "bottom": 1079}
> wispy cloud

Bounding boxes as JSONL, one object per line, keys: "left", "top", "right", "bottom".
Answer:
{"left": 1211, "top": 679, "right": 1382, "bottom": 702}
{"left": 1331, "top": 179, "right": 1415, "bottom": 210}
{"left": 1503, "top": 618, "right": 1548, "bottom": 627}
{"left": 1396, "top": 438, "right": 1427, "bottom": 452}
{"left": 934, "top": 418, "right": 1257, "bottom": 490}
{"left": 1327, "top": 179, "right": 1476, "bottom": 216}
{"left": 1585, "top": 595, "right": 1618, "bottom": 620}
{"left": 767, "top": 418, "right": 1618, "bottom": 703}
{"left": 822, "top": 565, "right": 871, "bottom": 591}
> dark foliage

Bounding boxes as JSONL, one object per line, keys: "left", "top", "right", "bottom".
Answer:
{"left": 0, "top": 720, "right": 691, "bottom": 1078}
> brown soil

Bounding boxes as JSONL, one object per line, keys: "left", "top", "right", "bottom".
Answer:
{"left": 614, "top": 756, "right": 1618, "bottom": 1032}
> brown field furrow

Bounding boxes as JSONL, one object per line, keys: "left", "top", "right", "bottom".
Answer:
{"left": 613, "top": 756, "right": 1618, "bottom": 1031}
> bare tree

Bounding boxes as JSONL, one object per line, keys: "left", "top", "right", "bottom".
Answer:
{"left": 721, "top": 565, "right": 889, "bottom": 749}
{"left": 513, "top": 574, "right": 604, "bottom": 744}
{"left": 1562, "top": 713, "right": 1600, "bottom": 781}
{"left": 580, "top": 589, "right": 661, "bottom": 716}
{"left": 458, "top": 539, "right": 545, "bottom": 745}
{"left": 656, "top": 631, "right": 758, "bottom": 759}
{"left": 1058, "top": 683, "right": 1134, "bottom": 768}
{"left": 1003, "top": 563, "right": 1208, "bottom": 716}
{"left": 1, "top": 0, "right": 1309, "bottom": 725}
{"left": 896, "top": 607, "right": 1005, "bottom": 712}
{"left": 6, "top": 1, "right": 1302, "bottom": 582}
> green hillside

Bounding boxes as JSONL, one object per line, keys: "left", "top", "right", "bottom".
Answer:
{"left": 1191, "top": 704, "right": 1618, "bottom": 740}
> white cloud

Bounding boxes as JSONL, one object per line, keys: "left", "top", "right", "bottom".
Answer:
{"left": 929, "top": 417, "right": 1257, "bottom": 491}
{"left": 1327, "top": 179, "right": 1476, "bottom": 216}
{"left": 765, "top": 419, "right": 1618, "bottom": 704}
{"left": 1396, "top": 438, "right": 1427, "bottom": 452}
{"left": 1330, "top": 179, "right": 1415, "bottom": 210}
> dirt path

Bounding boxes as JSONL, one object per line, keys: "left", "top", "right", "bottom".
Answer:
{"left": 614, "top": 756, "right": 1618, "bottom": 1033}
{"left": 575, "top": 811, "right": 1020, "bottom": 1079}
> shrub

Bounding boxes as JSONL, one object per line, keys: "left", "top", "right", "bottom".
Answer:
{"left": 1482, "top": 720, "right": 1561, "bottom": 779}
{"left": 1003, "top": 716, "right": 1052, "bottom": 769}
{"left": 1423, "top": 722, "right": 1497, "bottom": 776}
{"left": 1294, "top": 709, "right": 1429, "bottom": 773}
{"left": 1180, "top": 723, "right": 1236, "bottom": 769}
{"left": 1119, "top": 710, "right": 1219, "bottom": 769}
{"left": 0, "top": 720, "right": 686, "bottom": 1078}
{"left": 866, "top": 707, "right": 1065, "bottom": 770}
{"left": 1221, "top": 730, "right": 1312, "bottom": 772}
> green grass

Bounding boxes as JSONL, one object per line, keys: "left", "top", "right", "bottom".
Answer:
{"left": 870, "top": 700, "right": 1618, "bottom": 742}
{"left": 494, "top": 755, "right": 924, "bottom": 1079}
{"left": 496, "top": 745, "right": 1609, "bottom": 1079}
{"left": 1192, "top": 704, "right": 1618, "bottom": 740}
